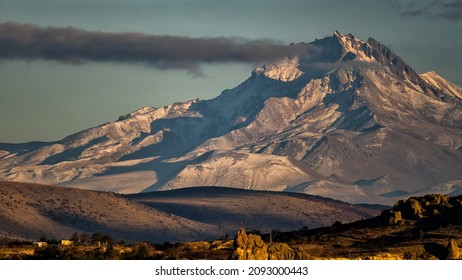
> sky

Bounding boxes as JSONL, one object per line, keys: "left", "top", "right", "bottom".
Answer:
{"left": 0, "top": 0, "right": 461, "bottom": 143}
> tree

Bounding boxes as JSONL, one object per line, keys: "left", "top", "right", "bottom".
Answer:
{"left": 80, "top": 233, "right": 89, "bottom": 246}
{"left": 70, "top": 232, "right": 80, "bottom": 245}
{"left": 91, "top": 233, "right": 102, "bottom": 245}
{"left": 101, "top": 234, "right": 113, "bottom": 246}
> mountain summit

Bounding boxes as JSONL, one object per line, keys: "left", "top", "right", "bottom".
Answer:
{"left": 1, "top": 32, "right": 461, "bottom": 204}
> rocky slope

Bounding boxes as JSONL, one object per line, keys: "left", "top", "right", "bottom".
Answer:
{"left": 381, "top": 193, "right": 462, "bottom": 225}
{"left": 1, "top": 32, "right": 461, "bottom": 204}
{"left": 249, "top": 194, "right": 462, "bottom": 260}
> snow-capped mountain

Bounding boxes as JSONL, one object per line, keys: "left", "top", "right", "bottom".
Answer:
{"left": 1, "top": 32, "right": 461, "bottom": 204}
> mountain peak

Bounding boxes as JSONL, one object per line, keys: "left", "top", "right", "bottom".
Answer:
{"left": 309, "top": 32, "right": 375, "bottom": 63}
{"left": 313, "top": 32, "right": 412, "bottom": 69}
{"left": 253, "top": 32, "right": 396, "bottom": 82}
{"left": 312, "top": 32, "right": 427, "bottom": 85}
{"left": 253, "top": 32, "right": 371, "bottom": 81}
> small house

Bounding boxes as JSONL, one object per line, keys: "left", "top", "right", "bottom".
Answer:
{"left": 33, "top": 241, "right": 48, "bottom": 248}
{"left": 60, "top": 239, "right": 74, "bottom": 246}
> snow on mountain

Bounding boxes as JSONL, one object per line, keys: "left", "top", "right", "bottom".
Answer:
{"left": 161, "top": 151, "right": 312, "bottom": 192}
{"left": 421, "top": 71, "right": 462, "bottom": 100}
{"left": 1, "top": 32, "right": 461, "bottom": 204}
{"left": 254, "top": 57, "right": 304, "bottom": 82}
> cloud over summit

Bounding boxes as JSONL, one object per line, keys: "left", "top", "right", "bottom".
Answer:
{"left": 0, "top": 22, "right": 313, "bottom": 74}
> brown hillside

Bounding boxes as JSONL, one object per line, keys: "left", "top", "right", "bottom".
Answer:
{"left": 0, "top": 181, "right": 214, "bottom": 242}
{"left": 0, "top": 182, "right": 378, "bottom": 243}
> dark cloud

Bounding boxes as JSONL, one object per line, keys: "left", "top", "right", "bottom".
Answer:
{"left": 0, "top": 22, "right": 316, "bottom": 75}
{"left": 400, "top": 0, "right": 462, "bottom": 21}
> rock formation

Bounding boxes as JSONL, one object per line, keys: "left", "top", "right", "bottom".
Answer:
{"left": 229, "top": 228, "right": 310, "bottom": 260}
{"left": 381, "top": 194, "right": 462, "bottom": 224}
{"left": 446, "top": 239, "right": 460, "bottom": 260}
{"left": 382, "top": 210, "right": 402, "bottom": 225}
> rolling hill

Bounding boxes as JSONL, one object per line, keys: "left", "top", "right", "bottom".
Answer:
{"left": 0, "top": 181, "right": 377, "bottom": 242}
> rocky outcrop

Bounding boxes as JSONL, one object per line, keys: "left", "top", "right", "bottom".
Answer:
{"left": 267, "top": 242, "right": 295, "bottom": 260}
{"left": 381, "top": 210, "right": 402, "bottom": 225}
{"left": 381, "top": 194, "right": 462, "bottom": 224}
{"left": 446, "top": 239, "right": 460, "bottom": 260}
{"left": 231, "top": 228, "right": 269, "bottom": 260}
{"left": 229, "top": 228, "right": 311, "bottom": 260}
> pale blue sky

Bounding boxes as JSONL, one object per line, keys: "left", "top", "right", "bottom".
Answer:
{"left": 1, "top": 0, "right": 461, "bottom": 142}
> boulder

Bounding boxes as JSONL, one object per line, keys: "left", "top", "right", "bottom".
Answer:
{"left": 268, "top": 242, "right": 295, "bottom": 260}
{"left": 446, "top": 239, "right": 460, "bottom": 260}
{"left": 405, "top": 199, "right": 424, "bottom": 219}
{"left": 382, "top": 210, "right": 402, "bottom": 225}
